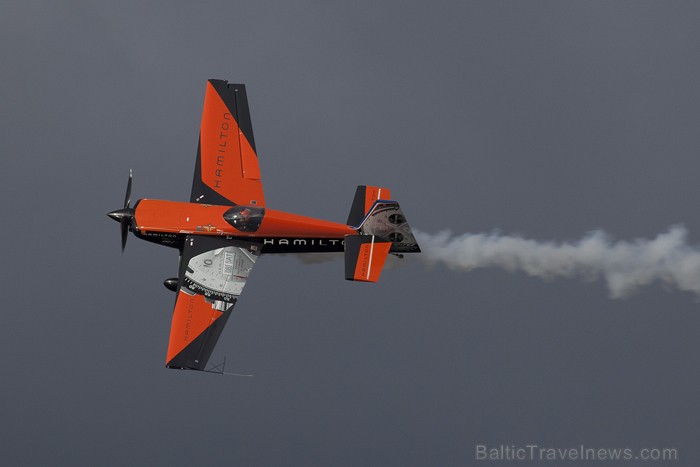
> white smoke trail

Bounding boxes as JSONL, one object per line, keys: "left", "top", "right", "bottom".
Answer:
{"left": 414, "top": 225, "right": 700, "bottom": 298}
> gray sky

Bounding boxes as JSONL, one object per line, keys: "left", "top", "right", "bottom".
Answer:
{"left": 2, "top": 1, "right": 700, "bottom": 465}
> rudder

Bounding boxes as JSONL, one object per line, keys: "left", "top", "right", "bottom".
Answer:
{"left": 347, "top": 186, "right": 391, "bottom": 227}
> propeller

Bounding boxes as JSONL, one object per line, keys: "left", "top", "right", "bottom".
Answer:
{"left": 107, "top": 170, "right": 135, "bottom": 252}
{"left": 124, "top": 169, "right": 132, "bottom": 211}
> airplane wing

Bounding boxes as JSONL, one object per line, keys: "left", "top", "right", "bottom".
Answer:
{"left": 190, "top": 79, "right": 265, "bottom": 207}
{"left": 166, "top": 235, "right": 261, "bottom": 370}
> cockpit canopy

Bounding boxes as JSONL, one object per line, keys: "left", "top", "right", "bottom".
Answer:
{"left": 223, "top": 206, "right": 265, "bottom": 232}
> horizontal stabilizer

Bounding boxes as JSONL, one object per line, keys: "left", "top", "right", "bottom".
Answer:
{"left": 344, "top": 235, "right": 392, "bottom": 282}
{"left": 358, "top": 201, "right": 420, "bottom": 254}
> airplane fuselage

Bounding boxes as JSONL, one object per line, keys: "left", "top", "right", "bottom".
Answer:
{"left": 131, "top": 198, "right": 356, "bottom": 253}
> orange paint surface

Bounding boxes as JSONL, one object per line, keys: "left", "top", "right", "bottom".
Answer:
{"left": 166, "top": 292, "right": 223, "bottom": 364}
{"left": 135, "top": 199, "right": 231, "bottom": 234}
{"left": 258, "top": 209, "right": 355, "bottom": 237}
{"left": 135, "top": 199, "right": 356, "bottom": 238}
{"left": 364, "top": 186, "right": 391, "bottom": 214}
{"left": 353, "top": 239, "right": 391, "bottom": 282}
{"left": 200, "top": 82, "right": 265, "bottom": 206}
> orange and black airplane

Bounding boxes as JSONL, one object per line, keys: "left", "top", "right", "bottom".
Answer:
{"left": 108, "top": 79, "right": 420, "bottom": 372}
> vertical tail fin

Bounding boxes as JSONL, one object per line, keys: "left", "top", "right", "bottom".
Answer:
{"left": 347, "top": 185, "right": 392, "bottom": 227}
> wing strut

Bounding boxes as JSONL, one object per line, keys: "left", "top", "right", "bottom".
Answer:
{"left": 198, "top": 357, "right": 253, "bottom": 377}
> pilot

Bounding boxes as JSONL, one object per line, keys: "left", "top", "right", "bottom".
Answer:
{"left": 224, "top": 206, "right": 265, "bottom": 232}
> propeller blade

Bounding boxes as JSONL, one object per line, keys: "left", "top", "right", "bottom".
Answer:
{"left": 121, "top": 217, "right": 129, "bottom": 252}
{"left": 124, "top": 169, "right": 133, "bottom": 208}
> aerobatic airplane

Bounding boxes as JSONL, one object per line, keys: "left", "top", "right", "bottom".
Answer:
{"left": 108, "top": 79, "right": 420, "bottom": 372}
